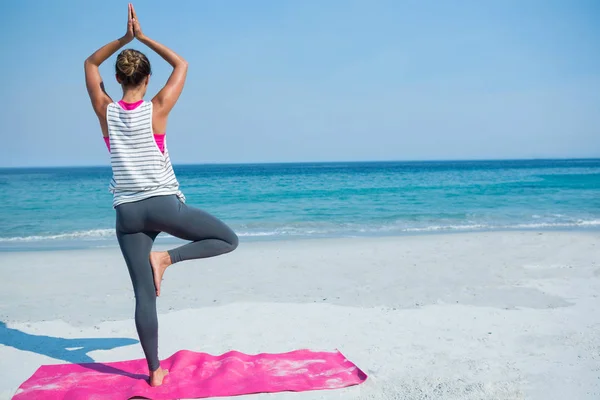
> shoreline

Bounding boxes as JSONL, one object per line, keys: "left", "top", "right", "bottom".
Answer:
{"left": 1, "top": 225, "right": 599, "bottom": 253}
{"left": 1, "top": 231, "right": 599, "bottom": 399}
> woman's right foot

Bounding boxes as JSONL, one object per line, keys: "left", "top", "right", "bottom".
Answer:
{"left": 149, "top": 251, "right": 172, "bottom": 296}
{"left": 149, "top": 367, "right": 169, "bottom": 387}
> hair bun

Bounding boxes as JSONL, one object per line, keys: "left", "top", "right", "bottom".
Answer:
{"left": 118, "top": 50, "right": 140, "bottom": 77}
{"left": 115, "top": 49, "right": 152, "bottom": 86}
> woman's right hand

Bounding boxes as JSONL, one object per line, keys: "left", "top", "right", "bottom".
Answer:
{"left": 131, "top": 4, "right": 145, "bottom": 41}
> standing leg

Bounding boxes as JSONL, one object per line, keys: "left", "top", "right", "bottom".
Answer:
{"left": 116, "top": 230, "right": 163, "bottom": 374}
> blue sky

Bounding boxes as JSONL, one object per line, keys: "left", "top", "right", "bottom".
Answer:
{"left": 1, "top": 0, "right": 599, "bottom": 167}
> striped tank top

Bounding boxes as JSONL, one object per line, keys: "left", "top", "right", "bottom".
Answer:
{"left": 106, "top": 100, "right": 185, "bottom": 208}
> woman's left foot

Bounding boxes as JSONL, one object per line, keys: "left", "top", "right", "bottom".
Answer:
{"left": 149, "top": 367, "right": 169, "bottom": 387}
{"left": 149, "top": 251, "right": 172, "bottom": 296}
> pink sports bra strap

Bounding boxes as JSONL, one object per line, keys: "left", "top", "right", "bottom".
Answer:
{"left": 118, "top": 99, "right": 144, "bottom": 110}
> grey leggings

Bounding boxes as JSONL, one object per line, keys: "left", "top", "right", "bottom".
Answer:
{"left": 115, "top": 195, "right": 238, "bottom": 371}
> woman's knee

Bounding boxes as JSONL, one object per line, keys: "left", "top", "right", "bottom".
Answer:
{"left": 220, "top": 226, "right": 238, "bottom": 253}
{"left": 134, "top": 281, "right": 158, "bottom": 305}
{"left": 227, "top": 231, "right": 239, "bottom": 252}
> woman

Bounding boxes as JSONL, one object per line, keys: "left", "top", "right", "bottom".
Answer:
{"left": 84, "top": 4, "right": 238, "bottom": 386}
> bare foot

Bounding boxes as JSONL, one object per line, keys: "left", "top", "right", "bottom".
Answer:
{"left": 149, "top": 367, "right": 169, "bottom": 387}
{"left": 149, "top": 251, "right": 172, "bottom": 296}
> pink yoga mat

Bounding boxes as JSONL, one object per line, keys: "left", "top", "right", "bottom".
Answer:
{"left": 13, "top": 349, "right": 367, "bottom": 399}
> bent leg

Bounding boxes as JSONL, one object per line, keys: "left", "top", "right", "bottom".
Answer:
{"left": 166, "top": 205, "right": 239, "bottom": 263}
{"left": 148, "top": 196, "right": 238, "bottom": 264}
{"left": 116, "top": 230, "right": 161, "bottom": 371}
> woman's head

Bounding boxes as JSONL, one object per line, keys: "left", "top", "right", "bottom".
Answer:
{"left": 115, "top": 49, "right": 151, "bottom": 88}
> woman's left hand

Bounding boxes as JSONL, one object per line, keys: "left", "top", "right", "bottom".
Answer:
{"left": 124, "top": 3, "right": 135, "bottom": 43}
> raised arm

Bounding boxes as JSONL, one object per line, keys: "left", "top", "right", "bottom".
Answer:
{"left": 84, "top": 4, "right": 135, "bottom": 127}
{"left": 131, "top": 5, "right": 188, "bottom": 118}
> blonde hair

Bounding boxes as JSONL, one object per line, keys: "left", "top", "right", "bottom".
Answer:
{"left": 115, "top": 49, "right": 151, "bottom": 86}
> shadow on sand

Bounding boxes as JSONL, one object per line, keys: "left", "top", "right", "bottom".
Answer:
{"left": 1, "top": 321, "right": 147, "bottom": 380}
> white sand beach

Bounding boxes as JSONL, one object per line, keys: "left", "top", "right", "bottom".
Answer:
{"left": 1, "top": 231, "right": 599, "bottom": 399}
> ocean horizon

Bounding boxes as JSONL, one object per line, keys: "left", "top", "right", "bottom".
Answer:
{"left": 1, "top": 158, "right": 599, "bottom": 251}
{"left": 3, "top": 156, "right": 598, "bottom": 170}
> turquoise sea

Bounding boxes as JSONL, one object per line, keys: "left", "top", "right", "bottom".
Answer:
{"left": 1, "top": 159, "right": 599, "bottom": 251}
